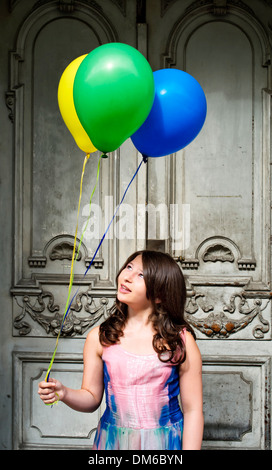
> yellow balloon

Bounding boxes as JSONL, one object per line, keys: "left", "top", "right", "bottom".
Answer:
{"left": 58, "top": 55, "right": 96, "bottom": 154}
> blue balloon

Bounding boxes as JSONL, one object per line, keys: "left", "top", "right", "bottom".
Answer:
{"left": 131, "top": 68, "right": 207, "bottom": 158}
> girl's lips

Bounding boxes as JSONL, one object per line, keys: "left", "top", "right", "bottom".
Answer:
{"left": 119, "top": 284, "right": 131, "bottom": 293}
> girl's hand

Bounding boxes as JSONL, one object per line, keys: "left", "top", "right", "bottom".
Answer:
{"left": 37, "top": 327, "right": 104, "bottom": 412}
{"left": 38, "top": 378, "right": 65, "bottom": 405}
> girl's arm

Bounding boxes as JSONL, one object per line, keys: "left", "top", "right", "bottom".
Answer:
{"left": 38, "top": 326, "right": 104, "bottom": 413}
{"left": 179, "top": 331, "right": 204, "bottom": 450}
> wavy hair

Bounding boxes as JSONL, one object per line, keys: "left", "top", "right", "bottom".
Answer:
{"left": 99, "top": 250, "right": 195, "bottom": 365}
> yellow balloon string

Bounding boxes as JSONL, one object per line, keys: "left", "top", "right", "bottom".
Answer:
{"left": 73, "top": 154, "right": 102, "bottom": 268}
{"left": 68, "top": 153, "right": 90, "bottom": 291}
{"left": 44, "top": 153, "right": 102, "bottom": 392}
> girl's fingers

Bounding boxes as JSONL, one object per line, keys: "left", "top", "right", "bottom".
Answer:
{"left": 38, "top": 380, "right": 56, "bottom": 391}
{"left": 42, "top": 396, "right": 58, "bottom": 404}
{"left": 38, "top": 378, "right": 61, "bottom": 404}
{"left": 38, "top": 381, "right": 56, "bottom": 399}
{"left": 38, "top": 390, "right": 58, "bottom": 403}
{"left": 39, "top": 391, "right": 55, "bottom": 399}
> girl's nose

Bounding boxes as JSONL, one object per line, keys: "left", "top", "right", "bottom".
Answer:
{"left": 124, "top": 271, "right": 133, "bottom": 282}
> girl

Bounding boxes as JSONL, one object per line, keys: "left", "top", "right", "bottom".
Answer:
{"left": 38, "top": 250, "right": 203, "bottom": 450}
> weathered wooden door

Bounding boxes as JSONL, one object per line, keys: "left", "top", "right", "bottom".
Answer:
{"left": 1, "top": 0, "right": 271, "bottom": 450}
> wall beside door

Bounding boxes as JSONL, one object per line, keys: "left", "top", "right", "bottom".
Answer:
{"left": 0, "top": 0, "right": 271, "bottom": 450}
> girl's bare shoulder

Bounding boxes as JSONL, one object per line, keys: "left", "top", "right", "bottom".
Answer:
{"left": 84, "top": 325, "right": 103, "bottom": 357}
{"left": 180, "top": 330, "right": 202, "bottom": 372}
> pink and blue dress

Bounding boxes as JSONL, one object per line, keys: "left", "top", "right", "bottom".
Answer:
{"left": 92, "top": 336, "right": 184, "bottom": 450}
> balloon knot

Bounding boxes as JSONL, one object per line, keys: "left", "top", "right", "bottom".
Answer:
{"left": 101, "top": 153, "right": 108, "bottom": 159}
{"left": 142, "top": 154, "right": 148, "bottom": 163}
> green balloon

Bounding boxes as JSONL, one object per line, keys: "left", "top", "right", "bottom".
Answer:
{"left": 73, "top": 43, "right": 155, "bottom": 154}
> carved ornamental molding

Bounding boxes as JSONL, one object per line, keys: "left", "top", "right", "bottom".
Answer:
{"left": 176, "top": 236, "right": 257, "bottom": 271}
{"left": 185, "top": 292, "right": 270, "bottom": 338}
{"left": 27, "top": 236, "right": 104, "bottom": 269}
{"left": 13, "top": 289, "right": 110, "bottom": 337}
{"left": 13, "top": 286, "right": 271, "bottom": 340}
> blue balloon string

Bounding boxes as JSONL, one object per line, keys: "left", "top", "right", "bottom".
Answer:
{"left": 59, "top": 156, "right": 145, "bottom": 339}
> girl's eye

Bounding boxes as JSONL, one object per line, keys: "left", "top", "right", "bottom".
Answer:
{"left": 127, "top": 264, "right": 132, "bottom": 270}
{"left": 138, "top": 273, "right": 144, "bottom": 279}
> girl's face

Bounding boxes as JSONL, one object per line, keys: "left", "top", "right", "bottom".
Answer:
{"left": 117, "top": 255, "right": 152, "bottom": 311}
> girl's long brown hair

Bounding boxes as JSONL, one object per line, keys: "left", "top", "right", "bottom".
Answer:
{"left": 99, "top": 250, "right": 195, "bottom": 365}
